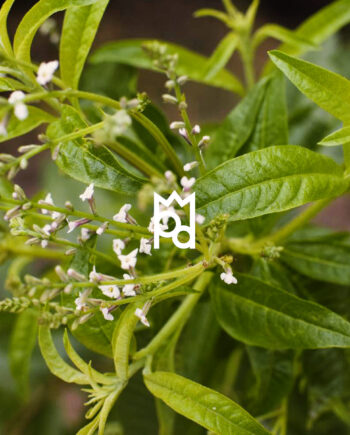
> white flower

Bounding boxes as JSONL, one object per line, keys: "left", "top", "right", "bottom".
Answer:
{"left": 79, "top": 183, "right": 94, "bottom": 202}
{"left": 39, "top": 193, "right": 54, "bottom": 215}
{"left": 96, "top": 222, "right": 108, "bottom": 235}
{"left": 164, "top": 170, "right": 176, "bottom": 183}
{"left": 8, "top": 91, "right": 28, "bottom": 120}
{"left": 67, "top": 221, "right": 78, "bottom": 233}
{"left": 81, "top": 228, "right": 90, "bottom": 242}
{"left": 100, "top": 307, "right": 114, "bottom": 321}
{"left": 8, "top": 91, "right": 25, "bottom": 104}
{"left": 180, "top": 176, "right": 196, "bottom": 192}
{"left": 148, "top": 217, "right": 168, "bottom": 233}
{"left": 196, "top": 214, "right": 205, "bottom": 225}
{"left": 0, "top": 119, "right": 7, "bottom": 136}
{"left": 183, "top": 161, "right": 198, "bottom": 172}
{"left": 99, "top": 284, "right": 120, "bottom": 299}
{"left": 113, "top": 239, "right": 125, "bottom": 256}
{"left": 75, "top": 292, "right": 88, "bottom": 310}
{"left": 118, "top": 248, "right": 138, "bottom": 270}
{"left": 220, "top": 271, "right": 238, "bottom": 285}
{"left": 110, "top": 110, "right": 132, "bottom": 136}
{"left": 89, "top": 266, "right": 100, "bottom": 283}
{"left": 140, "top": 238, "right": 152, "bottom": 255}
{"left": 41, "top": 240, "right": 48, "bottom": 248}
{"left": 42, "top": 224, "right": 52, "bottom": 236}
{"left": 135, "top": 308, "right": 150, "bottom": 327}
{"left": 36, "top": 60, "right": 59, "bottom": 86}
{"left": 122, "top": 273, "right": 136, "bottom": 297}
{"left": 170, "top": 121, "right": 185, "bottom": 130}
{"left": 192, "top": 124, "right": 201, "bottom": 134}
{"left": 68, "top": 268, "right": 86, "bottom": 281}
{"left": 113, "top": 204, "right": 132, "bottom": 223}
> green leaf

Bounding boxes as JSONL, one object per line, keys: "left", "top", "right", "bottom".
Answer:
{"left": 60, "top": 0, "right": 109, "bottom": 89}
{"left": 246, "top": 346, "right": 295, "bottom": 415}
{"left": 204, "top": 32, "right": 238, "bottom": 80}
{"left": 144, "top": 371, "right": 270, "bottom": 435}
{"left": 63, "top": 330, "right": 115, "bottom": 385}
{"left": 90, "top": 39, "right": 244, "bottom": 95}
{"left": 281, "top": 241, "right": 350, "bottom": 285}
{"left": 206, "top": 73, "right": 287, "bottom": 168}
{"left": 210, "top": 273, "right": 350, "bottom": 349}
{"left": 9, "top": 310, "right": 38, "bottom": 398}
{"left": 112, "top": 304, "right": 141, "bottom": 381}
{"left": 195, "top": 145, "right": 347, "bottom": 223}
{"left": 0, "top": 0, "right": 16, "bottom": 55}
{"left": 48, "top": 106, "right": 145, "bottom": 195}
{"left": 274, "top": 0, "right": 350, "bottom": 57}
{"left": 0, "top": 107, "right": 56, "bottom": 143}
{"left": 253, "top": 24, "right": 317, "bottom": 51}
{"left": 319, "top": 126, "right": 350, "bottom": 146}
{"left": 13, "top": 0, "right": 101, "bottom": 63}
{"left": 269, "top": 50, "right": 350, "bottom": 123}
{"left": 0, "top": 76, "right": 29, "bottom": 92}
{"left": 38, "top": 326, "right": 89, "bottom": 385}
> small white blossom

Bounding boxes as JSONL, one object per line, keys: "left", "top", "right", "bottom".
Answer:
{"left": 0, "top": 119, "right": 7, "bottom": 136}
{"left": 8, "top": 91, "right": 28, "bottom": 120}
{"left": 192, "top": 124, "right": 201, "bottom": 134}
{"left": 81, "top": 228, "right": 90, "bottom": 242}
{"left": 113, "top": 239, "right": 125, "bottom": 255}
{"left": 75, "top": 292, "right": 88, "bottom": 310}
{"left": 41, "top": 240, "right": 48, "bottom": 248}
{"left": 183, "top": 161, "right": 198, "bottom": 172}
{"left": 89, "top": 266, "right": 101, "bottom": 283}
{"left": 122, "top": 273, "right": 136, "bottom": 297}
{"left": 36, "top": 60, "right": 59, "bottom": 86}
{"left": 79, "top": 183, "right": 94, "bottom": 202}
{"left": 196, "top": 214, "right": 205, "bottom": 225}
{"left": 165, "top": 170, "right": 176, "bottom": 183}
{"left": 220, "top": 271, "right": 238, "bottom": 285}
{"left": 135, "top": 308, "right": 150, "bottom": 327}
{"left": 181, "top": 176, "right": 196, "bottom": 192}
{"left": 100, "top": 307, "right": 114, "bottom": 321}
{"left": 148, "top": 217, "right": 168, "bottom": 233}
{"left": 110, "top": 110, "right": 132, "bottom": 136}
{"left": 170, "top": 121, "right": 185, "bottom": 130}
{"left": 96, "top": 222, "right": 108, "bottom": 236}
{"left": 67, "top": 221, "right": 78, "bottom": 233}
{"left": 42, "top": 224, "right": 52, "bottom": 236}
{"left": 118, "top": 248, "right": 138, "bottom": 270}
{"left": 140, "top": 238, "right": 152, "bottom": 255}
{"left": 39, "top": 193, "right": 54, "bottom": 214}
{"left": 99, "top": 284, "right": 120, "bottom": 299}
{"left": 199, "top": 135, "right": 211, "bottom": 148}
{"left": 68, "top": 268, "right": 86, "bottom": 281}
{"left": 113, "top": 204, "right": 132, "bottom": 223}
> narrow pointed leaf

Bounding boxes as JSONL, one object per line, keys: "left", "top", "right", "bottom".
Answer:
{"left": 90, "top": 39, "right": 244, "bottom": 95}
{"left": 0, "top": 107, "right": 56, "bottom": 143}
{"left": 319, "top": 126, "right": 350, "bottom": 146}
{"left": 205, "top": 32, "right": 238, "bottom": 80}
{"left": 0, "top": 0, "right": 16, "bottom": 55}
{"left": 60, "top": 0, "right": 109, "bottom": 89}
{"left": 281, "top": 241, "right": 350, "bottom": 285}
{"left": 9, "top": 310, "right": 38, "bottom": 398}
{"left": 207, "top": 73, "right": 287, "bottom": 168}
{"left": 269, "top": 50, "right": 350, "bottom": 123}
{"left": 13, "top": 0, "right": 100, "bottom": 62}
{"left": 38, "top": 326, "right": 89, "bottom": 385}
{"left": 112, "top": 303, "right": 141, "bottom": 380}
{"left": 144, "top": 371, "right": 270, "bottom": 434}
{"left": 210, "top": 274, "right": 350, "bottom": 349}
{"left": 196, "top": 145, "right": 347, "bottom": 222}
{"left": 253, "top": 24, "right": 317, "bottom": 51}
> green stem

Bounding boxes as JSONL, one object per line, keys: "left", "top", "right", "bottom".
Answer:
{"left": 240, "top": 36, "right": 255, "bottom": 90}
{"left": 173, "top": 80, "right": 206, "bottom": 175}
{"left": 107, "top": 140, "right": 163, "bottom": 178}
{"left": 0, "top": 240, "right": 64, "bottom": 260}
{"left": 133, "top": 271, "right": 213, "bottom": 360}
{"left": 0, "top": 196, "right": 150, "bottom": 235}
